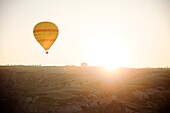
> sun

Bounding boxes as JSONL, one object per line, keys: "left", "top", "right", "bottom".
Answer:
{"left": 85, "top": 33, "right": 130, "bottom": 70}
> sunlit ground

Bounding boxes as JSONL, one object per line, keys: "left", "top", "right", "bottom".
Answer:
{"left": 86, "top": 33, "right": 130, "bottom": 71}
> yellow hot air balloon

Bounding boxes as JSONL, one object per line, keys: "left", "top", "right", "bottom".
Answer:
{"left": 33, "top": 22, "right": 59, "bottom": 54}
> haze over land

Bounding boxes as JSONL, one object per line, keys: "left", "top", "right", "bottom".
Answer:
{"left": 0, "top": 66, "right": 170, "bottom": 113}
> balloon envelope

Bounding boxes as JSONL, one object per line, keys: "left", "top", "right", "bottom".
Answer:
{"left": 33, "top": 22, "right": 59, "bottom": 53}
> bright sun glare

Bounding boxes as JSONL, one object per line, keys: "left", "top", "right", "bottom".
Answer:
{"left": 86, "top": 33, "right": 130, "bottom": 70}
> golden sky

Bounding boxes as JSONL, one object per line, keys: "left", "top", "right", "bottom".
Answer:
{"left": 0, "top": 0, "right": 170, "bottom": 68}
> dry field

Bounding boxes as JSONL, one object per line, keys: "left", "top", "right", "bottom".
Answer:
{"left": 0, "top": 66, "right": 170, "bottom": 113}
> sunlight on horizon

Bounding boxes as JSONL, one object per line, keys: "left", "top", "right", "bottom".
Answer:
{"left": 85, "top": 32, "right": 130, "bottom": 70}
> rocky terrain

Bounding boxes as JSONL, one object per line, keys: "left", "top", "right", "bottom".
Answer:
{"left": 0, "top": 66, "right": 170, "bottom": 113}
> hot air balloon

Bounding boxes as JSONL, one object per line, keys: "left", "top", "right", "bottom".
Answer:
{"left": 33, "top": 22, "right": 59, "bottom": 54}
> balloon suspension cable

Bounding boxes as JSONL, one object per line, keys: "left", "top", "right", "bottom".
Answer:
{"left": 46, "top": 51, "right": 48, "bottom": 54}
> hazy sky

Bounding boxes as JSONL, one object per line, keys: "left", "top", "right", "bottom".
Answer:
{"left": 0, "top": 0, "right": 170, "bottom": 68}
